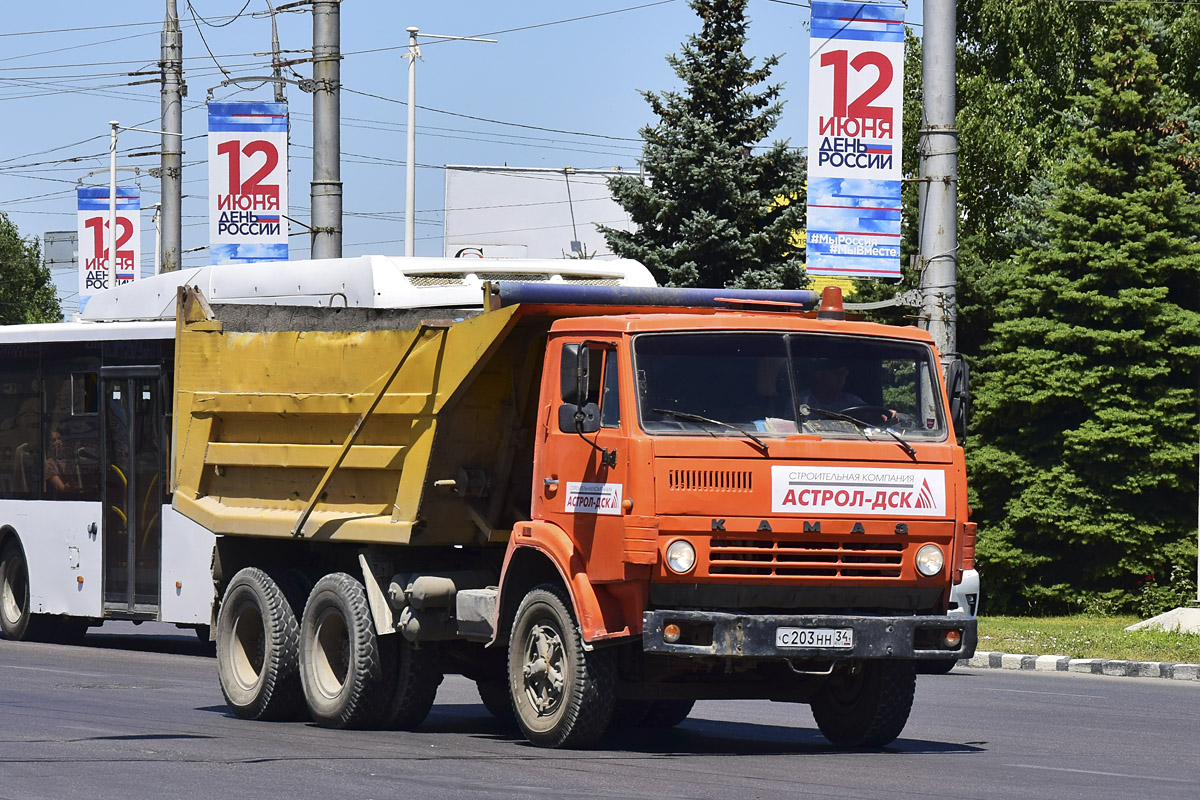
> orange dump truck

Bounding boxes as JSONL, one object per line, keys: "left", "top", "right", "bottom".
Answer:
{"left": 173, "top": 280, "right": 976, "bottom": 748}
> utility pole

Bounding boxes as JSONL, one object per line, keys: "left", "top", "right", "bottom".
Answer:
{"left": 402, "top": 28, "right": 494, "bottom": 258}
{"left": 404, "top": 27, "right": 419, "bottom": 258}
{"left": 109, "top": 121, "right": 119, "bottom": 271}
{"left": 160, "top": 0, "right": 184, "bottom": 272}
{"left": 918, "top": 0, "right": 958, "bottom": 364}
{"left": 269, "top": 1, "right": 286, "bottom": 103}
{"left": 311, "top": 0, "right": 342, "bottom": 259}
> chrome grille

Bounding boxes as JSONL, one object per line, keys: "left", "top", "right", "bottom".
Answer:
{"left": 709, "top": 538, "right": 902, "bottom": 577}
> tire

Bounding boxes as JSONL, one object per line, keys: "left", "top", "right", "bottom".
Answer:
{"left": 609, "top": 699, "right": 650, "bottom": 728}
{"left": 810, "top": 660, "right": 916, "bottom": 748}
{"left": 477, "top": 678, "right": 516, "bottom": 724}
{"left": 508, "top": 584, "right": 615, "bottom": 748}
{"left": 0, "top": 538, "right": 33, "bottom": 640}
{"left": 379, "top": 638, "right": 442, "bottom": 730}
{"left": 215, "top": 567, "right": 305, "bottom": 721}
{"left": 917, "top": 658, "right": 957, "bottom": 675}
{"left": 610, "top": 698, "right": 694, "bottom": 729}
{"left": 640, "top": 698, "right": 695, "bottom": 729}
{"left": 300, "top": 572, "right": 393, "bottom": 729}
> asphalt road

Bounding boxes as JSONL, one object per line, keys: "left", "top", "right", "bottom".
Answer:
{"left": 0, "top": 622, "right": 1194, "bottom": 800}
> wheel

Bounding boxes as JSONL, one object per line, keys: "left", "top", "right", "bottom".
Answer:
{"left": 641, "top": 698, "right": 695, "bottom": 728}
{"left": 917, "top": 658, "right": 958, "bottom": 675}
{"left": 300, "top": 572, "right": 394, "bottom": 729}
{"left": 508, "top": 584, "right": 615, "bottom": 748}
{"left": 1, "top": 539, "right": 33, "bottom": 640}
{"left": 810, "top": 660, "right": 916, "bottom": 748}
{"left": 379, "top": 638, "right": 442, "bottom": 730}
{"left": 609, "top": 699, "right": 650, "bottom": 728}
{"left": 215, "top": 567, "right": 305, "bottom": 721}
{"left": 611, "top": 698, "right": 694, "bottom": 729}
{"left": 476, "top": 678, "right": 516, "bottom": 724}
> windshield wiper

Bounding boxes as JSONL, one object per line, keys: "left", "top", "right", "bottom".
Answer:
{"left": 798, "top": 404, "right": 917, "bottom": 461}
{"left": 652, "top": 408, "right": 770, "bottom": 456}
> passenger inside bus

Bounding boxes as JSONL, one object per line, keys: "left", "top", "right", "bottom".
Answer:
{"left": 44, "top": 427, "right": 79, "bottom": 495}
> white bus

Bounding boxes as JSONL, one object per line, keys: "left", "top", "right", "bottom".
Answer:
{"left": 0, "top": 256, "right": 655, "bottom": 642}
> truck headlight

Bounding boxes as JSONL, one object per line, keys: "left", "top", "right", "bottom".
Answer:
{"left": 665, "top": 540, "right": 696, "bottom": 574}
{"left": 915, "top": 544, "right": 945, "bottom": 577}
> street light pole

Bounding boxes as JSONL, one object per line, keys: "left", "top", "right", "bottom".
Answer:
{"left": 402, "top": 28, "right": 495, "bottom": 258}
{"left": 109, "top": 121, "right": 119, "bottom": 272}
{"left": 405, "top": 27, "right": 418, "bottom": 258}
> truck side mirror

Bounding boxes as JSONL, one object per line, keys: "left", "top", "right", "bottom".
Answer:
{"left": 560, "top": 343, "right": 589, "bottom": 406}
{"left": 946, "top": 358, "right": 970, "bottom": 443}
{"left": 559, "top": 344, "right": 601, "bottom": 434}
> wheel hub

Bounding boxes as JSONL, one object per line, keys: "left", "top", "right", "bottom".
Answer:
{"left": 522, "top": 623, "right": 565, "bottom": 716}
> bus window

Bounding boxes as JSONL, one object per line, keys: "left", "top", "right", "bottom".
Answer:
{"left": 44, "top": 367, "right": 101, "bottom": 502}
{"left": 0, "top": 346, "right": 40, "bottom": 499}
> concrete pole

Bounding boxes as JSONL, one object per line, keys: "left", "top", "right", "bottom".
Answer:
{"left": 405, "top": 27, "right": 419, "bottom": 258}
{"left": 109, "top": 121, "right": 119, "bottom": 274}
{"left": 918, "top": 0, "right": 958, "bottom": 363}
{"left": 311, "top": 0, "right": 342, "bottom": 259}
{"left": 269, "top": 1, "right": 286, "bottom": 103}
{"left": 160, "top": 0, "right": 183, "bottom": 272}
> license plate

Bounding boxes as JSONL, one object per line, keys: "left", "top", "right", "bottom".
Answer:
{"left": 775, "top": 627, "right": 854, "bottom": 649}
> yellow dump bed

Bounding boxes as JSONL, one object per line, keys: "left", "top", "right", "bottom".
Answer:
{"left": 171, "top": 286, "right": 544, "bottom": 546}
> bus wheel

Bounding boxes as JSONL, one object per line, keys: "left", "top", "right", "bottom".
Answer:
{"left": 380, "top": 638, "right": 442, "bottom": 730}
{"left": 300, "top": 572, "right": 393, "bottom": 729}
{"left": 810, "top": 660, "right": 916, "bottom": 748}
{"left": 215, "top": 568, "right": 304, "bottom": 721}
{"left": 0, "top": 539, "right": 33, "bottom": 640}
{"left": 508, "top": 584, "right": 614, "bottom": 748}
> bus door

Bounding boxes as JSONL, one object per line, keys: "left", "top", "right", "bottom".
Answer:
{"left": 101, "top": 368, "right": 165, "bottom": 616}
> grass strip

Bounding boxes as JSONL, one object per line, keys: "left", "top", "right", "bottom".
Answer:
{"left": 977, "top": 616, "right": 1200, "bottom": 664}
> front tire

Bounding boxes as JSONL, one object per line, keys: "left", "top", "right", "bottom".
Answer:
{"left": 508, "top": 584, "right": 614, "bottom": 748}
{"left": 810, "top": 660, "right": 916, "bottom": 747}
{"left": 215, "top": 568, "right": 304, "bottom": 721}
{"left": 300, "top": 572, "right": 393, "bottom": 729}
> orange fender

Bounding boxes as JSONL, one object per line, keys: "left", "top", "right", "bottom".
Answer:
{"left": 499, "top": 521, "right": 643, "bottom": 644}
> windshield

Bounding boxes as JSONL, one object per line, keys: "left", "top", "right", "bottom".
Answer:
{"left": 633, "top": 331, "right": 947, "bottom": 440}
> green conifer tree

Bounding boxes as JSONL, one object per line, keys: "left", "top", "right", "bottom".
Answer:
{"left": 600, "top": 0, "right": 805, "bottom": 289}
{"left": 970, "top": 11, "right": 1200, "bottom": 612}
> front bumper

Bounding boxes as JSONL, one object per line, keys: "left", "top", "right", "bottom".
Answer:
{"left": 642, "top": 609, "right": 977, "bottom": 661}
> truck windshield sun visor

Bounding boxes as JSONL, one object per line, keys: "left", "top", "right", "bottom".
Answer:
{"left": 633, "top": 331, "right": 948, "bottom": 441}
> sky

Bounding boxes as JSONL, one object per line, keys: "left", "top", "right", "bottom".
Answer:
{"left": 0, "top": 0, "right": 923, "bottom": 310}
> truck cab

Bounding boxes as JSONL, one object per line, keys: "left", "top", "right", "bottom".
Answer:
{"left": 504, "top": 291, "right": 976, "bottom": 745}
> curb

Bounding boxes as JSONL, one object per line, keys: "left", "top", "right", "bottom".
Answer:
{"left": 962, "top": 651, "right": 1200, "bottom": 681}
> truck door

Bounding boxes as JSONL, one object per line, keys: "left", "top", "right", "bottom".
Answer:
{"left": 538, "top": 341, "right": 629, "bottom": 580}
{"left": 101, "top": 368, "right": 165, "bottom": 616}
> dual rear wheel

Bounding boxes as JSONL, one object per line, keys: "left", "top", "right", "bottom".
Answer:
{"left": 215, "top": 568, "right": 441, "bottom": 729}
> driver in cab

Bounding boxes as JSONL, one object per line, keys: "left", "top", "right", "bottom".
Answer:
{"left": 798, "top": 359, "right": 898, "bottom": 427}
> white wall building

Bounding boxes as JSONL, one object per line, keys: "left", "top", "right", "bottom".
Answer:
{"left": 443, "top": 165, "right": 645, "bottom": 260}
